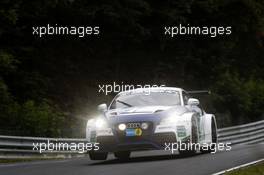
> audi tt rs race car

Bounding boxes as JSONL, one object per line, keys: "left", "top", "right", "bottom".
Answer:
{"left": 86, "top": 87, "right": 217, "bottom": 160}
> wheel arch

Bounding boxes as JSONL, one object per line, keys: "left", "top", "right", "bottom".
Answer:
{"left": 180, "top": 112, "right": 199, "bottom": 143}
{"left": 203, "top": 114, "right": 218, "bottom": 144}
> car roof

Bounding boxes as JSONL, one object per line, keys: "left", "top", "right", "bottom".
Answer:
{"left": 118, "top": 87, "right": 184, "bottom": 95}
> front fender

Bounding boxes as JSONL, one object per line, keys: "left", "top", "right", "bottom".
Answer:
{"left": 155, "top": 112, "right": 197, "bottom": 142}
{"left": 203, "top": 114, "right": 217, "bottom": 144}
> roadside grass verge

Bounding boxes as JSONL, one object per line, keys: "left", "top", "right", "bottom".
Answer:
{"left": 225, "top": 162, "right": 264, "bottom": 175}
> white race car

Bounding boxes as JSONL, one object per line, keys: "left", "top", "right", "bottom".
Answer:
{"left": 86, "top": 87, "right": 217, "bottom": 160}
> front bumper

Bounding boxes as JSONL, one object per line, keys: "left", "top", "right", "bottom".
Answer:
{"left": 96, "top": 132, "right": 177, "bottom": 152}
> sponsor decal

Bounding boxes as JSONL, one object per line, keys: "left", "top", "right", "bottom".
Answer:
{"left": 126, "top": 128, "right": 142, "bottom": 136}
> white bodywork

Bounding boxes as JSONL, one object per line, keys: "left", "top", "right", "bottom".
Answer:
{"left": 86, "top": 87, "right": 217, "bottom": 148}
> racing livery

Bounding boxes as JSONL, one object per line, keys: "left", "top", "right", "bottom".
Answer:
{"left": 86, "top": 87, "right": 217, "bottom": 160}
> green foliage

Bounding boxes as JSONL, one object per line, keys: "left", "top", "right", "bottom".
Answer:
{"left": 0, "top": 78, "right": 11, "bottom": 104}
{"left": 0, "top": 0, "right": 264, "bottom": 136}
{"left": 213, "top": 71, "right": 264, "bottom": 125}
{"left": 0, "top": 97, "right": 66, "bottom": 137}
{"left": 0, "top": 51, "right": 66, "bottom": 137}
{"left": 18, "top": 100, "right": 65, "bottom": 137}
{"left": 0, "top": 51, "right": 18, "bottom": 75}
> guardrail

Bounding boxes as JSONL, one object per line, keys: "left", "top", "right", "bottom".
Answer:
{"left": 217, "top": 120, "right": 264, "bottom": 145}
{"left": 0, "top": 136, "right": 88, "bottom": 158}
{"left": 0, "top": 120, "right": 263, "bottom": 158}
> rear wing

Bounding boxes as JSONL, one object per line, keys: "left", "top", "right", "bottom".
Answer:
{"left": 186, "top": 90, "right": 211, "bottom": 95}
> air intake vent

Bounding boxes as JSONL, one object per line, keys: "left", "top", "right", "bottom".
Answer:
{"left": 154, "top": 110, "right": 164, "bottom": 113}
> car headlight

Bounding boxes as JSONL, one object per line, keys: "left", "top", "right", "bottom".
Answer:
{"left": 87, "top": 119, "right": 95, "bottom": 125}
{"left": 141, "top": 122, "right": 149, "bottom": 130}
{"left": 160, "top": 116, "right": 177, "bottom": 125}
{"left": 95, "top": 118, "right": 108, "bottom": 129}
{"left": 118, "top": 123, "right": 126, "bottom": 131}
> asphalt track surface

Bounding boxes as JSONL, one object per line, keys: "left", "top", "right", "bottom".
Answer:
{"left": 0, "top": 144, "right": 263, "bottom": 175}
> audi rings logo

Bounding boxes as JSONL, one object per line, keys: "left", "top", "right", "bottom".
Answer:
{"left": 126, "top": 123, "right": 141, "bottom": 128}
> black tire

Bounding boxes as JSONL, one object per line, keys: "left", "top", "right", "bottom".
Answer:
{"left": 179, "top": 117, "right": 198, "bottom": 156}
{"left": 89, "top": 151, "right": 108, "bottom": 160}
{"left": 114, "top": 151, "right": 131, "bottom": 160}
{"left": 200, "top": 118, "right": 217, "bottom": 154}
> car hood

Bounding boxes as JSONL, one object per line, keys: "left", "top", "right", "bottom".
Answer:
{"left": 107, "top": 106, "right": 172, "bottom": 115}
{"left": 106, "top": 105, "right": 189, "bottom": 123}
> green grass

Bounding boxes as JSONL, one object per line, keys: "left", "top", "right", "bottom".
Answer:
{"left": 225, "top": 162, "right": 264, "bottom": 175}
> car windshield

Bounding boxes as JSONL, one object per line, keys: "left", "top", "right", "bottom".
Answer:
{"left": 110, "top": 90, "right": 181, "bottom": 109}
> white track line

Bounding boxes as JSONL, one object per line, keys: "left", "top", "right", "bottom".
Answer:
{"left": 212, "top": 158, "right": 264, "bottom": 175}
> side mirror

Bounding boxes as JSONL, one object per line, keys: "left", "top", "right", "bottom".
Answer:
{"left": 187, "top": 98, "right": 200, "bottom": 106}
{"left": 97, "top": 103, "right": 107, "bottom": 113}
